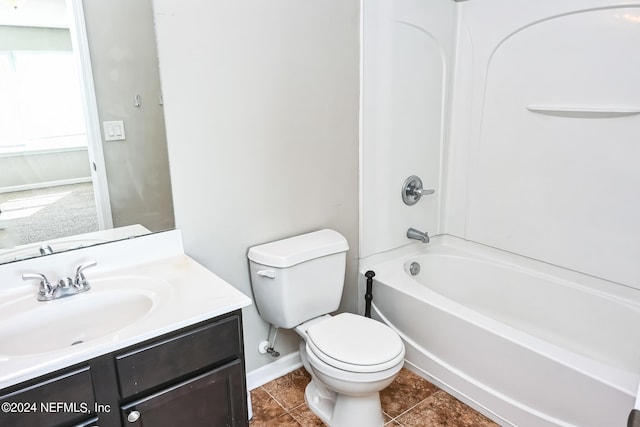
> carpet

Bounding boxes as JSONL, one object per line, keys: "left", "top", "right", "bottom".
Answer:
{"left": 0, "top": 182, "right": 99, "bottom": 248}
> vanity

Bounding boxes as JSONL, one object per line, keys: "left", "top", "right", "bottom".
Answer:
{"left": 0, "top": 230, "right": 252, "bottom": 427}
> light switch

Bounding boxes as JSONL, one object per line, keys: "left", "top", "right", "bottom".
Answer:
{"left": 103, "top": 120, "right": 126, "bottom": 141}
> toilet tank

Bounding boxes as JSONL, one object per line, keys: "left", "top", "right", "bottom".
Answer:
{"left": 248, "top": 229, "right": 349, "bottom": 329}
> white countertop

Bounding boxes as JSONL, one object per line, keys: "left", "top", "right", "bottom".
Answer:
{"left": 0, "top": 230, "right": 252, "bottom": 389}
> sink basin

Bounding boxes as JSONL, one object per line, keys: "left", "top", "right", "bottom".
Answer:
{"left": 0, "top": 277, "right": 162, "bottom": 356}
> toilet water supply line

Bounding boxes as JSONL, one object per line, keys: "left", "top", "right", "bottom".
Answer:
{"left": 264, "top": 325, "right": 280, "bottom": 358}
{"left": 364, "top": 270, "right": 375, "bottom": 318}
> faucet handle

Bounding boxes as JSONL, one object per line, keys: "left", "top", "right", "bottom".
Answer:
{"left": 74, "top": 260, "right": 97, "bottom": 288}
{"left": 22, "top": 273, "right": 54, "bottom": 300}
{"left": 414, "top": 188, "right": 435, "bottom": 197}
{"left": 402, "top": 175, "right": 435, "bottom": 206}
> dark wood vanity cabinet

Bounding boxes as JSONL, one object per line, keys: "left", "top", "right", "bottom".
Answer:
{"left": 0, "top": 310, "right": 249, "bottom": 427}
{"left": 0, "top": 366, "right": 97, "bottom": 427}
{"left": 120, "top": 360, "right": 245, "bottom": 427}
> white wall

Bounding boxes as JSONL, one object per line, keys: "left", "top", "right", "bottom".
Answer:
{"left": 445, "top": 0, "right": 640, "bottom": 288}
{"left": 360, "top": 0, "right": 456, "bottom": 258}
{"left": 0, "top": 150, "right": 90, "bottom": 190}
{"left": 153, "top": 0, "right": 360, "bottom": 372}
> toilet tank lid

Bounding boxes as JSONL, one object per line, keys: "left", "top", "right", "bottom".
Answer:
{"left": 248, "top": 229, "right": 349, "bottom": 268}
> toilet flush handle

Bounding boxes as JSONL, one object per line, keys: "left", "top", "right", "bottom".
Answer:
{"left": 257, "top": 270, "right": 275, "bottom": 279}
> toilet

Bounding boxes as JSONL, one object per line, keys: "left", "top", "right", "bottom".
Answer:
{"left": 248, "top": 229, "right": 405, "bottom": 427}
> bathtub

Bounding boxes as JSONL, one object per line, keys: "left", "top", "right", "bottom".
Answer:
{"left": 360, "top": 236, "right": 640, "bottom": 427}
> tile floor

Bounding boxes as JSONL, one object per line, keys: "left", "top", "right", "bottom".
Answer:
{"left": 249, "top": 367, "right": 500, "bottom": 426}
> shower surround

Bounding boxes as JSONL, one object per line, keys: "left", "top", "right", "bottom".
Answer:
{"left": 360, "top": 0, "right": 640, "bottom": 425}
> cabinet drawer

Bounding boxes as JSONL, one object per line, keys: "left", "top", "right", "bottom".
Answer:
{"left": 120, "top": 360, "right": 247, "bottom": 427}
{"left": 0, "top": 366, "right": 95, "bottom": 427}
{"left": 115, "top": 314, "right": 241, "bottom": 397}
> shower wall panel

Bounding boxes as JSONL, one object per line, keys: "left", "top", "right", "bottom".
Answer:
{"left": 360, "top": 0, "right": 455, "bottom": 257}
{"left": 444, "top": 0, "right": 640, "bottom": 288}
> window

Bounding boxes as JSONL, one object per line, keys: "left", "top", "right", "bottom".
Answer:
{"left": 0, "top": 50, "right": 87, "bottom": 154}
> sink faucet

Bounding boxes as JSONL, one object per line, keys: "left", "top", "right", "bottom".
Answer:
{"left": 22, "top": 260, "right": 97, "bottom": 301}
{"left": 407, "top": 228, "right": 430, "bottom": 243}
{"left": 39, "top": 244, "right": 54, "bottom": 255}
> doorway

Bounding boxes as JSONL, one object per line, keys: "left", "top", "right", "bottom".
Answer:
{"left": 0, "top": 0, "right": 111, "bottom": 248}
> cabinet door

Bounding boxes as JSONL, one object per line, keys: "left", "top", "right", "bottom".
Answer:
{"left": 0, "top": 366, "right": 95, "bottom": 427}
{"left": 120, "top": 360, "right": 247, "bottom": 427}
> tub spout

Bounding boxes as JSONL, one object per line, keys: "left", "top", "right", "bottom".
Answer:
{"left": 407, "top": 228, "right": 430, "bottom": 243}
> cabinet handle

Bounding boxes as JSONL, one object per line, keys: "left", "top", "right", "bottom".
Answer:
{"left": 127, "top": 410, "right": 141, "bottom": 423}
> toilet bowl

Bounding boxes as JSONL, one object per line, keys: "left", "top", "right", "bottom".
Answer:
{"left": 296, "top": 313, "right": 405, "bottom": 427}
{"left": 247, "top": 230, "right": 405, "bottom": 427}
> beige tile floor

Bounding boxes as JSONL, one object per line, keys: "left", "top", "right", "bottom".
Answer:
{"left": 249, "top": 367, "right": 500, "bottom": 426}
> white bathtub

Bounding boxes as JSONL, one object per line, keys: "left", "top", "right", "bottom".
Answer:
{"left": 361, "top": 236, "right": 640, "bottom": 426}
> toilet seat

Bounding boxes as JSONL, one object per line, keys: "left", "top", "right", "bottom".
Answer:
{"left": 306, "top": 313, "right": 404, "bottom": 373}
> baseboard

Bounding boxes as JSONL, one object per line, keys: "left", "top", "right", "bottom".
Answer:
{"left": 0, "top": 177, "right": 92, "bottom": 194}
{"left": 246, "top": 351, "right": 303, "bottom": 391}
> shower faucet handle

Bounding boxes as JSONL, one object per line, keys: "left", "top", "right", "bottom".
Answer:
{"left": 402, "top": 175, "right": 435, "bottom": 206}
{"left": 414, "top": 187, "right": 435, "bottom": 196}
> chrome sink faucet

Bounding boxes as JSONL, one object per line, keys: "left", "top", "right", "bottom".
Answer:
{"left": 39, "top": 244, "right": 54, "bottom": 255}
{"left": 22, "top": 260, "right": 97, "bottom": 301}
{"left": 407, "top": 228, "right": 430, "bottom": 244}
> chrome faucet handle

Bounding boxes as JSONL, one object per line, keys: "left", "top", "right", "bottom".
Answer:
{"left": 414, "top": 187, "right": 435, "bottom": 197}
{"left": 22, "top": 273, "right": 55, "bottom": 300}
{"left": 74, "top": 260, "right": 97, "bottom": 289}
{"left": 402, "top": 175, "right": 435, "bottom": 206}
